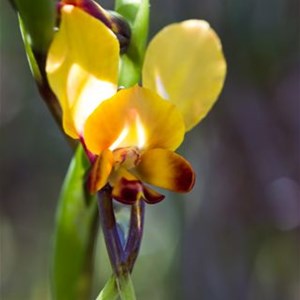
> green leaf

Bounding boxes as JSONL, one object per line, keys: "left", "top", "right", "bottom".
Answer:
{"left": 115, "top": 0, "right": 149, "bottom": 87}
{"left": 14, "top": 0, "right": 55, "bottom": 53}
{"left": 52, "top": 146, "right": 98, "bottom": 300}
{"left": 18, "top": 14, "right": 42, "bottom": 83}
{"left": 96, "top": 274, "right": 136, "bottom": 300}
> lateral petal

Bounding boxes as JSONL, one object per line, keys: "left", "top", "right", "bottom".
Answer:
{"left": 142, "top": 185, "right": 165, "bottom": 204}
{"left": 143, "top": 20, "right": 226, "bottom": 131}
{"left": 88, "top": 149, "right": 114, "bottom": 194}
{"left": 46, "top": 5, "right": 119, "bottom": 137}
{"left": 135, "top": 148, "right": 195, "bottom": 193}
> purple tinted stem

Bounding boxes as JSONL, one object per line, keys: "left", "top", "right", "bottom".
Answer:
{"left": 125, "top": 200, "right": 145, "bottom": 272}
{"left": 97, "top": 186, "right": 127, "bottom": 276}
{"left": 98, "top": 186, "right": 146, "bottom": 275}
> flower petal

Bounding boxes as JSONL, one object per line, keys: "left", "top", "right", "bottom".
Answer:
{"left": 143, "top": 20, "right": 226, "bottom": 131}
{"left": 88, "top": 149, "right": 114, "bottom": 194}
{"left": 111, "top": 167, "right": 165, "bottom": 204}
{"left": 112, "top": 178, "right": 143, "bottom": 205}
{"left": 46, "top": 5, "right": 119, "bottom": 137}
{"left": 135, "top": 148, "right": 195, "bottom": 193}
{"left": 142, "top": 185, "right": 165, "bottom": 204}
{"left": 84, "top": 86, "right": 185, "bottom": 154}
{"left": 110, "top": 167, "right": 143, "bottom": 204}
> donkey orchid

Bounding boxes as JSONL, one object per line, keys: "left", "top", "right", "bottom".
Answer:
{"left": 46, "top": 4, "right": 226, "bottom": 204}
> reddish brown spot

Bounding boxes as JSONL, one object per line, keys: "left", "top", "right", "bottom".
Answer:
{"left": 113, "top": 178, "right": 142, "bottom": 205}
{"left": 58, "top": 0, "right": 112, "bottom": 28}
{"left": 174, "top": 160, "right": 195, "bottom": 192}
{"left": 87, "top": 154, "right": 101, "bottom": 194}
{"left": 143, "top": 185, "right": 165, "bottom": 204}
{"left": 57, "top": 0, "right": 131, "bottom": 53}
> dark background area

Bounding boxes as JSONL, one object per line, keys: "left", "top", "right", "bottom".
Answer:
{"left": 1, "top": 0, "right": 299, "bottom": 299}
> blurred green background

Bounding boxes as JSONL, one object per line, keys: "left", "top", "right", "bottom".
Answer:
{"left": 1, "top": 0, "right": 299, "bottom": 299}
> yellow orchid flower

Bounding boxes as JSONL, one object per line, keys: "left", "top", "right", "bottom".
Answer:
{"left": 85, "top": 85, "right": 194, "bottom": 204}
{"left": 46, "top": 3, "right": 226, "bottom": 204}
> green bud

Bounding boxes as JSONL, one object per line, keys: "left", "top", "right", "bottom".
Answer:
{"left": 115, "top": 0, "right": 150, "bottom": 87}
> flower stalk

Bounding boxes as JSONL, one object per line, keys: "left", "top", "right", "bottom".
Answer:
{"left": 98, "top": 186, "right": 145, "bottom": 274}
{"left": 125, "top": 200, "right": 145, "bottom": 272}
{"left": 97, "top": 186, "right": 125, "bottom": 276}
{"left": 97, "top": 185, "right": 144, "bottom": 299}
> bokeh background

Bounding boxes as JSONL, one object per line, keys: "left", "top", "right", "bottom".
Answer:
{"left": 1, "top": 0, "right": 299, "bottom": 299}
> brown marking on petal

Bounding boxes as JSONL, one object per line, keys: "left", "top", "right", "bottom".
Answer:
{"left": 59, "top": 0, "right": 112, "bottom": 28}
{"left": 88, "top": 150, "right": 113, "bottom": 194}
{"left": 112, "top": 178, "right": 143, "bottom": 205}
{"left": 88, "top": 154, "right": 101, "bottom": 194}
{"left": 164, "top": 152, "right": 195, "bottom": 192}
{"left": 174, "top": 159, "right": 195, "bottom": 192}
{"left": 142, "top": 185, "right": 165, "bottom": 204}
{"left": 135, "top": 149, "right": 196, "bottom": 193}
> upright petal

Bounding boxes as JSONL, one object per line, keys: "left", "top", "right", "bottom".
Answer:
{"left": 134, "top": 148, "right": 195, "bottom": 193}
{"left": 46, "top": 5, "right": 119, "bottom": 137}
{"left": 143, "top": 20, "right": 226, "bottom": 131}
{"left": 84, "top": 86, "right": 185, "bottom": 154}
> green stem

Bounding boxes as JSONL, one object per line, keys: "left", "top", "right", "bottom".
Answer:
{"left": 96, "top": 275, "right": 119, "bottom": 300}
{"left": 96, "top": 274, "right": 136, "bottom": 300}
{"left": 115, "top": 273, "right": 136, "bottom": 300}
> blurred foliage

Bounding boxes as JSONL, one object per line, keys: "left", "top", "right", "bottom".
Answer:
{"left": 1, "top": 0, "right": 299, "bottom": 299}
{"left": 13, "top": 0, "right": 55, "bottom": 53}
{"left": 52, "top": 146, "right": 97, "bottom": 300}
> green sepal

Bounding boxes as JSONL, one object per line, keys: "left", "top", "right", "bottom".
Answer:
{"left": 96, "top": 274, "right": 136, "bottom": 300}
{"left": 115, "top": 0, "right": 149, "bottom": 87}
{"left": 96, "top": 276, "right": 119, "bottom": 300}
{"left": 14, "top": 0, "right": 55, "bottom": 53}
{"left": 116, "top": 273, "right": 137, "bottom": 300}
{"left": 52, "top": 145, "right": 98, "bottom": 300}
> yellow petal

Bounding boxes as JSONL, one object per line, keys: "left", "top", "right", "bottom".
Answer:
{"left": 134, "top": 148, "right": 195, "bottom": 193}
{"left": 88, "top": 149, "right": 114, "bottom": 194}
{"left": 46, "top": 5, "right": 119, "bottom": 138}
{"left": 84, "top": 86, "right": 185, "bottom": 154}
{"left": 143, "top": 20, "right": 226, "bottom": 131}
